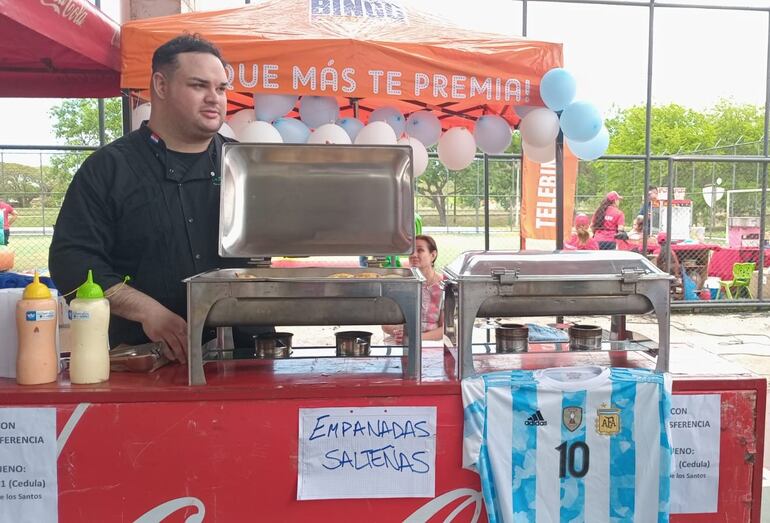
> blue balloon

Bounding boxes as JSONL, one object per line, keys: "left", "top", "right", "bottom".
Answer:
{"left": 560, "top": 101, "right": 602, "bottom": 143}
{"left": 336, "top": 117, "right": 365, "bottom": 142}
{"left": 567, "top": 125, "right": 609, "bottom": 161}
{"left": 272, "top": 117, "right": 310, "bottom": 143}
{"left": 540, "top": 68, "right": 576, "bottom": 112}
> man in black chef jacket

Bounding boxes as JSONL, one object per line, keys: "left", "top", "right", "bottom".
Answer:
{"left": 50, "top": 34, "right": 268, "bottom": 363}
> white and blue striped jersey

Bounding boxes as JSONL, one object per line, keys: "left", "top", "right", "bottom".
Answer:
{"left": 462, "top": 366, "right": 672, "bottom": 523}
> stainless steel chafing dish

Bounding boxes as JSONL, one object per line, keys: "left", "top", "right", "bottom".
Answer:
{"left": 185, "top": 144, "right": 422, "bottom": 385}
{"left": 443, "top": 250, "right": 673, "bottom": 378}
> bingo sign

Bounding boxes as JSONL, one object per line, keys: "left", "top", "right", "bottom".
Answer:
{"left": 309, "top": 0, "right": 408, "bottom": 23}
{"left": 297, "top": 406, "right": 437, "bottom": 500}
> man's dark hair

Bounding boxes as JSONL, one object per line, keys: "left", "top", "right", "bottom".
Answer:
{"left": 647, "top": 185, "right": 657, "bottom": 192}
{"left": 152, "top": 33, "right": 225, "bottom": 75}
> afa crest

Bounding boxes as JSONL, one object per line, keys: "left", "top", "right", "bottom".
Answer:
{"left": 595, "top": 405, "right": 620, "bottom": 436}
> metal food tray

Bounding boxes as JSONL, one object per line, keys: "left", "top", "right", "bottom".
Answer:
{"left": 219, "top": 143, "right": 414, "bottom": 257}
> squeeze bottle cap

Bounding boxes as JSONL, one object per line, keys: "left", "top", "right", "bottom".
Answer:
{"left": 23, "top": 272, "right": 52, "bottom": 300}
{"left": 76, "top": 270, "right": 104, "bottom": 299}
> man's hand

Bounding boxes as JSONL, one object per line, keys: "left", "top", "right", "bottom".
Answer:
{"left": 140, "top": 303, "right": 188, "bottom": 364}
{"left": 106, "top": 283, "right": 188, "bottom": 364}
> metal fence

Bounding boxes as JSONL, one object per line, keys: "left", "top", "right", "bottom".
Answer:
{"left": 1, "top": 147, "right": 768, "bottom": 307}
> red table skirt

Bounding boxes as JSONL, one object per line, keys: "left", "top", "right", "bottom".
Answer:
{"left": 708, "top": 247, "right": 770, "bottom": 281}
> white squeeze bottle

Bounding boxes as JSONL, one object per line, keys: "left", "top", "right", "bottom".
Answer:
{"left": 69, "top": 270, "right": 110, "bottom": 384}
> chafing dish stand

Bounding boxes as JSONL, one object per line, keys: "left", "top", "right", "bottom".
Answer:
{"left": 186, "top": 143, "right": 421, "bottom": 385}
{"left": 443, "top": 250, "right": 673, "bottom": 379}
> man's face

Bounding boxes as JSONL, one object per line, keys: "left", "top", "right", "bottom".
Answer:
{"left": 649, "top": 188, "right": 658, "bottom": 200}
{"left": 156, "top": 52, "right": 228, "bottom": 139}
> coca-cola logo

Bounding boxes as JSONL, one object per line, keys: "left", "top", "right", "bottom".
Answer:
{"left": 40, "top": 0, "right": 88, "bottom": 27}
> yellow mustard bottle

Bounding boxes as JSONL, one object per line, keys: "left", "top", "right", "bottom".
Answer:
{"left": 16, "top": 272, "right": 58, "bottom": 385}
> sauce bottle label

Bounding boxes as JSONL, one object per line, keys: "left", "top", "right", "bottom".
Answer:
{"left": 25, "top": 310, "right": 55, "bottom": 321}
{"left": 68, "top": 310, "right": 91, "bottom": 321}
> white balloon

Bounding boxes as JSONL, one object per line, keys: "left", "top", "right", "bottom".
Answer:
{"left": 307, "top": 123, "right": 352, "bottom": 144}
{"left": 336, "top": 117, "right": 365, "bottom": 142}
{"left": 473, "top": 115, "right": 512, "bottom": 154}
{"left": 299, "top": 96, "right": 339, "bottom": 128}
{"left": 405, "top": 110, "right": 442, "bottom": 147}
{"left": 398, "top": 136, "right": 429, "bottom": 177}
{"left": 253, "top": 93, "right": 298, "bottom": 121}
{"left": 354, "top": 121, "right": 398, "bottom": 145}
{"left": 437, "top": 128, "right": 477, "bottom": 171}
{"left": 519, "top": 107, "right": 560, "bottom": 148}
{"left": 131, "top": 103, "right": 151, "bottom": 131}
{"left": 228, "top": 109, "right": 256, "bottom": 136}
{"left": 237, "top": 121, "right": 283, "bottom": 143}
{"left": 369, "top": 106, "right": 406, "bottom": 138}
{"left": 218, "top": 122, "right": 237, "bottom": 139}
{"left": 522, "top": 140, "right": 556, "bottom": 164}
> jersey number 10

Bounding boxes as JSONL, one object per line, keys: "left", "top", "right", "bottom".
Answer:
{"left": 555, "top": 441, "right": 590, "bottom": 478}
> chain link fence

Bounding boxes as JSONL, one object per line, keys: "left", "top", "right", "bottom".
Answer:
{"left": 1, "top": 145, "right": 768, "bottom": 304}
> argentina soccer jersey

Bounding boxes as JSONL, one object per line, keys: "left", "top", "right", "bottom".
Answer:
{"left": 462, "top": 367, "right": 673, "bottom": 523}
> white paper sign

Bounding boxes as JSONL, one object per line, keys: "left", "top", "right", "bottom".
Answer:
{"left": 0, "top": 408, "right": 58, "bottom": 522}
{"left": 669, "top": 394, "right": 720, "bottom": 514}
{"left": 297, "top": 406, "right": 436, "bottom": 500}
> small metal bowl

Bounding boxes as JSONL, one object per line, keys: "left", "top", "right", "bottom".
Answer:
{"left": 335, "top": 331, "right": 372, "bottom": 357}
{"left": 568, "top": 324, "right": 603, "bottom": 351}
{"left": 253, "top": 332, "right": 293, "bottom": 359}
{"left": 495, "top": 323, "right": 529, "bottom": 353}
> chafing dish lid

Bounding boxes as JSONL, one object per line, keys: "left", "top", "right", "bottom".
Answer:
{"left": 219, "top": 143, "right": 414, "bottom": 258}
{"left": 443, "top": 250, "right": 667, "bottom": 279}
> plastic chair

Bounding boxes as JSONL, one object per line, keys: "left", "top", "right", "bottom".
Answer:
{"left": 717, "top": 262, "right": 755, "bottom": 299}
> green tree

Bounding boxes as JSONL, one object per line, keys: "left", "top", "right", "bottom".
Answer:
{"left": 48, "top": 98, "right": 123, "bottom": 186}
{"left": 0, "top": 162, "right": 56, "bottom": 207}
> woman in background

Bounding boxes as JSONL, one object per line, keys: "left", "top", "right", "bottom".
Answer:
{"left": 566, "top": 213, "right": 600, "bottom": 250}
{"left": 383, "top": 235, "right": 444, "bottom": 342}
{"left": 591, "top": 191, "right": 626, "bottom": 250}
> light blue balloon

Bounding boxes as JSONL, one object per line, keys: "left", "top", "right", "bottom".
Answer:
{"left": 473, "top": 115, "right": 512, "bottom": 154}
{"left": 560, "top": 101, "right": 602, "bottom": 143}
{"left": 540, "top": 68, "right": 576, "bottom": 112}
{"left": 567, "top": 125, "right": 609, "bottom": 161}
{"left": 336, "top": 117, "right": 365, "bottom": 142}
{"left": 405, "top": 111, "right": 441, "bottom": 147}
{"left": 272, "top": 117, "right": 310, "bottom": 143}
{"left": 369, "top": 106, "right": 406, "bottom": 137}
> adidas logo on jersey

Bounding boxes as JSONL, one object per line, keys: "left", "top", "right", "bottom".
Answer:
{"left": 524, "top": 410, "right": 547, "bottom": 426}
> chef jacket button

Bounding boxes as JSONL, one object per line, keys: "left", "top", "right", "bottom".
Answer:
{"left": 210, "top": 171, "right": 215, "bottom": 177}
{"left": 195, "top": 254, "right": 201, "bottom": 260}
{"left": 188, "top": 218, "right": 194, "bottom": 223}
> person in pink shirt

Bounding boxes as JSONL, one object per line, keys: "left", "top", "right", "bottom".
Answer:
{"left": 566, "top": 213, "right": 600, "bottom": 250}
{"left": 0, "top": 199, "right": 18, "bottom": 246}
{"left": 382, "top": 234, "right": 444, "bottom": 343}
{"left": 591, "top": 191, "right": 625, "bottom": 250}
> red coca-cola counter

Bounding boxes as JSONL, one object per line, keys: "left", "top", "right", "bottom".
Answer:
{"left": 0, "top": 346, "right": 764, "bottom": 522}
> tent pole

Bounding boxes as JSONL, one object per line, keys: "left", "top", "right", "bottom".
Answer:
{"left": 556, "top": 130, "right": 564, "bottom": 250}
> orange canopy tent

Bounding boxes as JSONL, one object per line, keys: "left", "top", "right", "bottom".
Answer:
{"left": 120, "top": 0, "right": 561, "bottom": 128}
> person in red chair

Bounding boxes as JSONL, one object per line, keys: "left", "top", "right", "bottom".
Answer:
{"left": 655, "top": 232, "right": 681, "bottom": 280}
{"left": 566, "top": 213, "right": 600, "bottom": 250}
